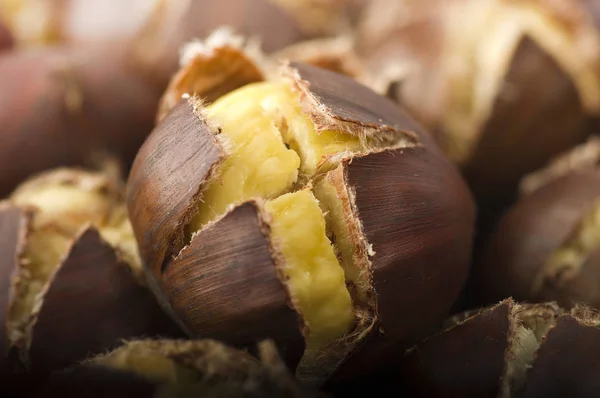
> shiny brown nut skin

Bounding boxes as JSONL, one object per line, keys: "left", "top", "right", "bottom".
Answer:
{"left": 400, "top": 299, "right": 600, "bottom": 398}
{"left": 126, "top": 62, "right": 475, "bottom": 384}
{"left": 356, "top": 0, "right": 600, "bottom": 211}
{"left": 0, "top": 205, "right": 183, "bottom": 380}
{"left": 475, "top": 169, "right": 600, "bottom": 307}
{"left": 128, "top": 0, "right": 351, "bottom": 90}
{"left": 0, "top": 47, "right": 159, "bottom": 197}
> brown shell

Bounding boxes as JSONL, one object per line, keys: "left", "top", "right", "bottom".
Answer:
{"left": 463, "top": 36, "right": 589, "bottom": 209}
{"left": 476, "top": 170, "right": 600, "bottom": 305}
{"left": 128, "top": 99, "right": 304, "bottom": 366}
{"left": 22, "top": 227, "right": 183, "bottom": 375}
{"left": 127, "top": 62, "right": 474, "bottom": 384}
{"left": 402, "top": 300, "right": 513, "bottom": 398}
{"left": 163, "top": 202, "right": 305, "bottom": 367}
{"left": 128, "top": 0, "right": 313, "bottom": 90}
{"left": 398, "top": 299, "right": 600, "bottom": 398}
{"left": 157, "top": 37, "right": 266, "bottom": 122}
{"left": 522, "top": 310, "right": 600, "bottom": 397}
{"left": 0, "top": 47, "right": 159, "bottom": 197}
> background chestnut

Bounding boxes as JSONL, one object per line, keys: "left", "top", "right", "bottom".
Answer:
{"left": 37, "top": 339, "right": 314, "bottom": 398}
{"left": 0, "top": 0, "right": 158, "bottom": 48}
{"left": 0, "top": 17, "right": 12, "bottom": 51}
{"left": 0, "top": 168, "right": 182, "bottom": 384}
{"left": 0, "top": 46, "right": 159, "bottom": 198}
{"left": 476, "top": 138, "right": 600, "bottom": 310}
{"left": 128, "top": 0, "right": 353, "bottom": 91}
{"left": 127, "top": 61, "right": 475, "bottom": 386}
{"left": 355, "top": 0, "right": 600, "bottom": 215}
{"left": 400, "top": 298, "right": 600, "bottom": 398}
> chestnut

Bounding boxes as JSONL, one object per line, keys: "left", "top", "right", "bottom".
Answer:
{"left": 38, "top": 339, "right": 314, "bottom": 398}
{"left": 0, "top": 168, "right": 182, "bottom": 382}
{"left": 0, "top": 46, "right": 159, "bottom": 197}
{"left": 126, "top": 61, "right": 475, "bottom": 385}
{"left": 401, "top": 298, "right": 600, "bottom": 398}
{"left": 0, "top": 0, "right": 158, "bottom": 47}
{"left": 476, "top": 138, "right": 600, "bottom": 309}
{"left": 355, "top": 0, "right": 600, "bottom": 209}
{"left": 127, "top": 0, "right": 353, "bottom": 90}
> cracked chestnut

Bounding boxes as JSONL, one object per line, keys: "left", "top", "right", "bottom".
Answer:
{"left": 0, "top": 46, "right": 159, "bottom": 197}
{"left": 476, "top": 138, "right": 600, "bottom": 309}
{"left": 401, "top": 298, "right": 600, "bottom": 398}
{"left": 356, "top": 0, "right": 600, "bottom": 209}
{"left": 0, "top": 168, "right": 182, "bottom": 386}
{"left": 126, "top": 61, "right": 475, "bottom": 385}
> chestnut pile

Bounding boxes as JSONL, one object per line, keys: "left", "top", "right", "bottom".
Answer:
{"left": 0, "top": 1, "right": 598, "bottom": 397}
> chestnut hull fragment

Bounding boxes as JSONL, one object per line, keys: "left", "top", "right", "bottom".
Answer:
{"left": 403, "top": 301, "right": 511, "bottom": 398}
{"left": 522, "top": 315, "right": 600, "bottom": 398}
{"left": 27, "top": 227, "right": 184, "bottom": 375}
{"left": 476, "top": 170, "right": 600, "bottom": 307}
{"left": 463, "top": 36, "right": 590, "bottom": 211}
{"left": 0, "top": 47, "right": 159, "bottom": 197}
{"left": 0, "top": 206, "right": 183, "bottom": 378}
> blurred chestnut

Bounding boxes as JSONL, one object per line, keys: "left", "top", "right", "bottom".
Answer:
{"left": 0, "top": 46, "right": 159, "bottom": 197}
{"left": 127, "top": 61, "right": 474, "bottom": 386}
{"left": 128, "top": 0, "right": 353, "bottom": 90}
{"left": 356, "top": 0, "right": 600, "bottom": 209}
{"left": 0, "top": 0, "right": 158, "bottom": 47}
{"left": 476, "top": 138, "right": 600, "bottom": 309}
{"left": 401, "top": 298, "right": 600, "bottom": 398}
{"left": 38, "top": 339, "right": 313, "bottom": 398}
{"left": 0, "top": 17, "right": 13, "bottom": 51}
{"left": 0, "top": 168, "right": 182, "bottom": 383}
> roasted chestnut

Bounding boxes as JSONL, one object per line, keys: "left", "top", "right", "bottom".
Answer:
{"left": 401, "top": 298, "right": 600, "bottom": 398}
{"left": 0, "top": 46, "right": 159, "bottom": 197}
{"left": 0, "top": 168, "right": 182, "bottom": 382}
{"left": 126, "top": 61, "right": 475, "bottom": 385}
{"left": 476, "top": 138, "right": 600, "bottom": 310}
{"left": 356, "top": 0, "right": 600, "bottom": 209}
